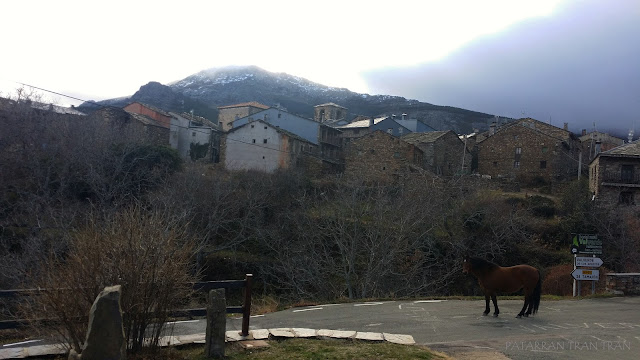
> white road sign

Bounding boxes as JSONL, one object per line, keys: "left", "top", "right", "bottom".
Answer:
{"left": 575, "top": 257, "right": 603, "bottom": 267}
{"left": 571, "top": 269, "right": 600, "bottom": 281}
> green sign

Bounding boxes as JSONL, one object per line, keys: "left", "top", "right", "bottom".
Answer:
{"left": 570, "top": 234, "right": 602, "bottom": 255}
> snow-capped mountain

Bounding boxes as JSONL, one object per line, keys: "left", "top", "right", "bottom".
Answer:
{"left": 85, "top": 65, "right": 497, "bottom": 132}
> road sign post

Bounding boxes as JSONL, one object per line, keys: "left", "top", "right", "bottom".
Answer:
{"left": 570, "top": 234, "right": 602, "bottom": 297}
{"left": 571, "top": 269, "right": 600, "bottom": 281}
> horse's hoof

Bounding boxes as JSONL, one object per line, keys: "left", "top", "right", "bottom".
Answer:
{"left": 524, "top": 314, "right": 529, "bottom": 318}
{"left": 493, "top": 313, "right": 499, "bottom": 317}
{"left": 482, "top": 313, "right": 488, "bottom": 316}
{"left": 516, "top": 315, "right": 523, "bottom": 319}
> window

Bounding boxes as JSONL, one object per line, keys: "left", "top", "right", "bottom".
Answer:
{"left": 398, "top": 127, "right": 404, "bottom": 135}
{"left": 493, "top": 161, "right": 498, "bottom": 167}
{"left": 264, "top": 126, "right": 267, "bottom": 129}
{"left": 192, "top": 131, "right": 196, "bottom": 137}
{"left": 251, "top": 124, "right": 254, "bottom": 128}
{"left": 540, "top": 161, "right": 547, "bottom": 169}
{"left": 514, "top": 161, "right": 520, "bottom": 168}
{"left": 263, "top": 139, "right": 268, "bottom": 144}
{"left": 394, "top": 152, "right": 401, "bottom": 158}
{"left": 619, "top": 191, "right": 635, "bottom": 205}
{"left": 515, "top": 147, "right": 522, "bottom": 154}
{"left": 514, "top": 135, "right": 518, "bottom": 140}
{"left": 542, "top": 146, "right": 548, "bottom": 153}
{"left": 278, "top": 113, "right": 282, "bottom": 118}
{"left": 387, "top": 128, "right": 393, "bottom": 134}
{"left": 252, "top": 139, "right": 256, "bottom": 143}
{"left": 621, "top": 165, "right": 634, "bottom": 182}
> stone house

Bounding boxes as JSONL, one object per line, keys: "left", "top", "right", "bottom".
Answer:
{"left": 314, "top": 102, "right": 347, "bottom": 124}
{"left": 589, "top": 141, "right": 640, "bottom": 205}
{"left": 221, "top": 120, "right": 318, "bottom": 173}
{"left": 169, "top": 112, "right": 222, "bottom": 162}
{"left": 476, "top": 118, "right": 581, "bottom": 183}
{"left": 338, "top": 116, "right": 413, "bottom": 140}
{"left": 402, "top": 130, "right": 471, "bottom": 176}
{"left": 343, "top": 130, "right": 424, "bottom": 183}
{"left": 232, "top": 107, "right": 343, "bottom": 173}
{"left": 579, "top": 130, "right": 625, "bottom": 163}
{"left": 90, "top": 106, "right": 170, "bottom": 146}
{"left": 123, "top": 102, "right": 171, "bottom": 129}
{"left": 217, "top": 102, "right": 270, "bottom": 132}
{"left": 124, "top": 102, "right": 220, "bottom": 161}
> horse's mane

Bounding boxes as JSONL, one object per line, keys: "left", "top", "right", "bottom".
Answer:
{"left": 468, "top": 257, "right": 499, "bottom": 272}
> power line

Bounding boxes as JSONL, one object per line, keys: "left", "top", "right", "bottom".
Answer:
{"left": 3, "top": 80, "right": 335, "bottom": 159}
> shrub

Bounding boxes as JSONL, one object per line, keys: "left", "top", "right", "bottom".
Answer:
{"left": 25, "top": 205, "right": 196, "bottom": 354}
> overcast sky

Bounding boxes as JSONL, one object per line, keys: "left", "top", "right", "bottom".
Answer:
{"left": 1, "top": 0, "right": 637, "bottom": 133}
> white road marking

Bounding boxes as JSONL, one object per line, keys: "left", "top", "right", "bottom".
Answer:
{"left": 3, "top": 339, "right": 42, "bottom": 347}
{"left": 166, "top": 320, "right": 200, "bottom": 325}
{"left": 292, "top": 307, "right": 323, "bottom": 313}
{"left": 318, "top": 303, "right": 342, "bottom": 307}
{"left": 398, "top": 304, "right": 402, "bottom": 310}
{"left": 250, "top": 314, "right": 265, "bottom": 318}
{"left": 366, "top": 323, "right": 383, "bottom": 327}
{"left": 590, "top": 335, "right": 606, "bottom": 342}
{"left": 547, "top": 324, "right": 568, "bottom": 329}
{"left": 354, "top": 302, "right": 384, "bottom": 307}
{"left": 452, "top": 316, "right": 468, "bottom": 318}
{"left": 413, "top": 300, "right": 446, "bottom": 303}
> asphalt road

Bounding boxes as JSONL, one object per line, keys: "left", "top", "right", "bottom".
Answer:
{"left": 192, "top": 296, "right": 640, "bottom": 360}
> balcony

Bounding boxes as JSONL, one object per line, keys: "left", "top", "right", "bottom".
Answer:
{"left": 601, "top": 170, "right": 640, "bottom": 187}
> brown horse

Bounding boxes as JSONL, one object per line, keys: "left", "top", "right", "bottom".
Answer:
{"left": 463, "top": 255, "right": 541, "bottom": 318}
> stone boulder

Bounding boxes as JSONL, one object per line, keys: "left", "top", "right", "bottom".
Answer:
{"left": 69, "top": 285, "right": 126, "bottom": 360}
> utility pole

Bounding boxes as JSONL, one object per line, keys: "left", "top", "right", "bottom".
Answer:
{"left": 578, "top": 152, "right": 582, "bottom": 179}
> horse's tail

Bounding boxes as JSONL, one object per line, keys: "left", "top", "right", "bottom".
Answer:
{"left": 531, "top": 269, "right": 542, "bottom": 315}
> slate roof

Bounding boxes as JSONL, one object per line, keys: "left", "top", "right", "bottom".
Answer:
{"left": 228, "top": 119, "right": 316, "bottom": 146}
{"left": 402, "top": 131, "right": 450, "bottom": 144}
{"left": 170, "top": 111, "right": 219, "bottom": 129}
{"left": 314, "top": 102, "right": 347, "bottom": 109}
{"left": 217, "top": 101, "right": 270, "bottom": 110}
{"left": 127, "top": 111, "right": 168, "bottom": 129}
{"left": 338, "top": 117, "right": 388, "bottom": 129}
{"left": 598, "top": 141, "right": 640, "bottom": 158}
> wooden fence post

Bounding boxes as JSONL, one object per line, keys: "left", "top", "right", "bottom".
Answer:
{"left": 241, "top": 274, "right": 253, "bottom": 336}
{"left": 205, "top": 288, "right": 226, "bottom": 358}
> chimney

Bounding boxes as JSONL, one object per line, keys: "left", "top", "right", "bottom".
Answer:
{"left": 595, "top": 141, "right": 602, "bottom": 155}
{"left": 368, "top": 117, "right": 374, "bottom": 127}
{"left": 563, "top": 122, "right": 568, "bottom": 131}
{"left": 582, "top": 129, "right": 587, "bottom": 136}
{"left": 489, "top": 121, "right": 496, "bottom": 136}
{"left": 391, "top": 114, "right": 396, "bottom": 120}
{"left": 401, "top": 113, "right": 407, "bottom": 120}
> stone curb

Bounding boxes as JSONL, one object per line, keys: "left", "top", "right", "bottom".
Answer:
{"left": 0, "top": 329, "right": 415, "bottom": 359}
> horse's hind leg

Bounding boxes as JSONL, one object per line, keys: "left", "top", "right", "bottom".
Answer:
{"left": 517, "top": 296, "right": 529, "bottom": 318}
{"left": 483, "top": 295, "right": 490, "bottom": 316}
{"left": 525, "top": 294, "right": 534, "bottom": 316}
{"left": 491, "top": 294, "right": 499, "bottom": 317}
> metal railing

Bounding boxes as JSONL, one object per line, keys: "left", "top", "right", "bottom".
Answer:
{"left": 601, "top": 171, "right": 640, "bottom": 185}
{"left": 0, "top": 274, "right": 254, "bottom": 336}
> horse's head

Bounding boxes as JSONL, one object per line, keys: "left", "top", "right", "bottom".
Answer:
{"left": 462, "top": 254, "right": 471, "bottom": 273}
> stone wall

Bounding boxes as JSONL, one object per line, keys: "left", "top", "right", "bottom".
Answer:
{"left": 344, "top": 131, "right": 423, "bottom": 183}
{"left": 606, "top": 273, "right": 640, "bottom": 295}
{"left": 477, "top": 124, "right": 578, "bottom": 183}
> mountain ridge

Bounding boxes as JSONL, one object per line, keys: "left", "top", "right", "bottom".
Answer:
{"left": 83, "top": 65, "right": 500, "bottom": 133}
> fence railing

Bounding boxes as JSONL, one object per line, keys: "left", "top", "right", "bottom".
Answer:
{"left": 601, "top": 170, "right": 640, "bottom": 185}
{"left": 0, "top": 273, "right": 253, "bottom": 336}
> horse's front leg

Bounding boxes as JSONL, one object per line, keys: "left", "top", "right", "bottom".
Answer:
{"left": 483, "top": 295, "right": 490, "bottom": 316}
{"left": 491, "top": 294, "right": 499, "bottom": 317}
